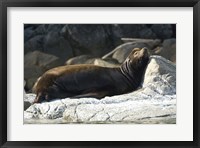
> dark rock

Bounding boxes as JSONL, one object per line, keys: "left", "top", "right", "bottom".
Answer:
{"left": 24, "top": 35, "right": 44, "bottom": 54}
{"left": 139, "top": 27, "right": 157, "bottom": 39}
{"left": 47, "top": 24, "right": 65, "bottom": 32}
{"left": 151, "top": 24, "right": 173, "bottom": 39}
{"left": 154, "top": 38, "right": 176, "bottom": 62}
{"left": 32, "top": 25, "right": 48, "bottom": 36}
{"left": 24, "top": 27, "right": 35, "bottom": 42}
{"left": 61, "top": 24, "right": 113, "bottom": 56}
{"left": 111, "top": 24, "right": 146, "bottom": 38}
{"left": 43, "top": 31, "right": 73, "bottom": 61}
{"left": 110, "top": 24, "right": 157, "bottom": 46}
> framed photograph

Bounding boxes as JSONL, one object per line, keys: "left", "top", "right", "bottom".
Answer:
{"left": 0, "top": 0, "right": 199, "bottom": 147}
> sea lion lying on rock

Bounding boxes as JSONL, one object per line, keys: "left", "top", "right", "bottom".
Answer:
{"left": 32, "top": 47, "right": 150, "bottom": 103}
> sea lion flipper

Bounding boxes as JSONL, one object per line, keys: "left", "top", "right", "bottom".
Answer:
{"left": 33, "top": 96, "right": 39, "bottom": 103}
{"left": 34, "top": 92, "right": 43, "bottom": 103}
{"left": 72, "top": 91, "right": 109, "bottom": 99}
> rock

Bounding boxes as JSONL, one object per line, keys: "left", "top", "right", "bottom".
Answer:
{"left": 24, "top": 94, "right": 35, "bottom": 110}
{"left": 24, "top": 56, "right": 176, "bottom": 124}
{"left": 153, "top": 39, "right": 176, "bottom": 62}
{"left": 110, "top": 24, "right": 157, "bottom": 46}
{"left": 151, "top": 24, "right": 173, "bottom": 39}
{"left": 121, "top": 38, "right": 160, "bottom": 44}
{"left": 66, "top": 55, "right": 119, "bottom": 67}
{"left": 94, "top": 58, "right": 119, "bottom": 67}
{"left": 24, "top": 24, "right": 176, "bottom": 58}
{"left": 24, "top": 27, "right": 35, "bottom": 42}
{"left": 43, "top": 31, "right": 73, "bottom": 61}
{"left": 32, "top": 25, "right": 48, "bottom": 36}
{"left": 61, "top": 24, "right": 114, "bottom": 56}
{"left": 24, "top": 51, "right": 62, "bottom": 70}
{"left": 25, "top": 78, "right": 39, "bottom": 92}
{"left": 65, "top": 55, "right": 95, "bottom": 65}
{"left": 110, "top": 39, "right": 161, "bottom": 63}
{"left": 24, "top": 65, "right": 44, "bottom": 83}
{"left": 142, "top": 55, "right": 176, "bottom": 95}
{"left": 47, "top": 24, "right": 65, "bottom": 32}
{"left": 24, "top": 51, "right": 63, "bottom": 90}
{"left": 139, "top": 27, "right": 157, "bottom": 39}
{"left": 24, "top": 35, "right": 44, "bottom": 54}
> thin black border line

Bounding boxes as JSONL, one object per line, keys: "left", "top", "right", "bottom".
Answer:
{"left": 0, "top": 0, "right": 199, "bottom": 7}
{"left": 1, "top": 0, "right": 200, "bottom": 148}
{"left": 194, "top": 1, "right": 200, "bottom": 147}
{"left": 0, "top": 0, "right": 3, "bottom": 147}
{"left": 1, "top": 0, "right": 8, "bottom": 147}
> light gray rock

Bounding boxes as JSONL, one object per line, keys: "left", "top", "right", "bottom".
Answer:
{"left": 24, "top": 93, "right": 35, "bottom": 110}
{"left": 94, "top": 58, "right": 119, "bottom": 67}
{"left": 24, "top": 56, "right": 176, "bottom": 124}
{"left": 65, "top": 55, "right": 95, "bottom": 65}
{"left": 102, "top": 39, "right": 161, "bottom": 63}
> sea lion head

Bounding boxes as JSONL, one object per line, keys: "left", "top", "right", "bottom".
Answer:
{"left": 126, "top": 47, "right": 150, "bottom": 70}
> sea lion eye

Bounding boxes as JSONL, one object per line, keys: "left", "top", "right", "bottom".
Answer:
{"left": 134, "top": 52, "right": 138, "bottom": 55}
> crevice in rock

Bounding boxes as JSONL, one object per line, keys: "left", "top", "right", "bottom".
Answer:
{"left": 139, "top": 113, "right": 176, "bottom": 120}
{"left": 44, "top": 104, "right": 50, "bottom": 114}
{"left": 74, "top": 103, "right": 81, "bottom": 121}
{"left": 60, "top": 100, "right": 68, "bottom": 109}
{"left": 105, "top": 113, "right": 111, "bottom": 121}
{"left": 88, "top": 108, "right": 104, "bottom": 121}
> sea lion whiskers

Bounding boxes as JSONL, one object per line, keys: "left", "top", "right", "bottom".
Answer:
{"left": 120, "top": 58, "right": 140, "bottom": 89}
{"left": 120, "top": 47, "right": 149, "bottom": 88}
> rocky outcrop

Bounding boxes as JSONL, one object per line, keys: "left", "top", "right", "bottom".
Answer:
{"left": 24, "top": 56, "right": 176, "bottom": 124}
{"left": 24, "top": 24, "right": 176, "bottom": 92}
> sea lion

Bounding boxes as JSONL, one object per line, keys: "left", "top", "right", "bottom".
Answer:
{"left": 32, "top": 47, "right": 149, "bottom": 103}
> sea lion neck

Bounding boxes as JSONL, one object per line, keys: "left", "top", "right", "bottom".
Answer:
{"left": 120, "top": 58, "right": 142, "bottom": 89}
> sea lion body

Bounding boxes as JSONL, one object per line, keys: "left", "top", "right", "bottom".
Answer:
{"left": 33, "top": 48, "right": 149, "bottom": 103}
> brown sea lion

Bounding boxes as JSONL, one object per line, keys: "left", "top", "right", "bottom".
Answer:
{"left": 32, "top": 47, "right": 149, "bottom": 103}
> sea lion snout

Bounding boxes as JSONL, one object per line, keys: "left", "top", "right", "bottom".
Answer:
{"left": 129, "top": 47, "right": 149, "bottom": 60}
{"left": 140, "top": 47, "right": 149, "bottom": 58}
